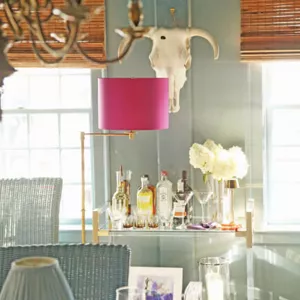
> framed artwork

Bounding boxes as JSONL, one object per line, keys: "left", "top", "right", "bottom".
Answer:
{"left": 129, "top": 266, "right": 183, "bottom": 300}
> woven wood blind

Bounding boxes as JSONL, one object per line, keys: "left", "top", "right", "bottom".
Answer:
{"left": 0, "top": 0, "right": 106, "bottom": 67}
{"left": 241, "top": 0, "right": 300, "bottom": 61}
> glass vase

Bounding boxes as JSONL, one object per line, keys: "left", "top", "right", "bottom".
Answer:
{"left": 206, "top": 175, "right": 225, "bottom": 224}
{"left": 198, "top": 257, "right": 230, "bottom": 300}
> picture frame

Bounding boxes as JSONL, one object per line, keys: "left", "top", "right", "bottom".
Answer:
{"left": 129, "top": 266, "right": 183, "bottom": 300}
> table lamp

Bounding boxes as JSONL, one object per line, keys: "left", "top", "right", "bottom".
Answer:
{"left": 81, "top": 78, "right": 169, "bottom": 242}
{"left": 0, "top": 257, "right": 74, "bottom": 300}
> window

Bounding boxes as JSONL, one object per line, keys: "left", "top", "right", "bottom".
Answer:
{"left": 0, "top": 68, "right": 93, "bottom": 224}
{"left": 264, "top": 63, "right": 300, "bottom": 225}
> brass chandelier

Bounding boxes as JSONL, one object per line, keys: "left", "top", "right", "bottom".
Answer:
{"left": 0, "top": 0, "right": 149, "bottom": 120}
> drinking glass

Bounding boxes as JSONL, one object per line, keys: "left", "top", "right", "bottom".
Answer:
{"left": 148, "top": 215, "right": 159, "bottom": 229}
{"left": 198, "top": 257, "right": 230, "bottom": 300}
{"left": 159, "top": 206, "right": 175, "bottom": 229}
{"left": 194, "top": 191, "right": 213, "bottom": 224}
{"left": 135, "top": 215, "right": 146, "bottom": 229}
{"left": 116, "top": 287, "right": 146, "bottom": 300}
{"left": 107, "top": 207, "right": 127, "bottom": 230}
{"left": 123, "top": 214, "right": 135, "bottom": 229}
{"left": 183, "top": 281, "right": 202, "bottom": 299}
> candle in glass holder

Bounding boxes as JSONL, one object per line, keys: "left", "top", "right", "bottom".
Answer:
{"left": 205, "top": 272, "right": 224, "bottom": 300}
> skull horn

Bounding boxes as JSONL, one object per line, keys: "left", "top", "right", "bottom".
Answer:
{"left": 188, "top": 28, "right": 219, "bottom": 60}
{"left": 115, "top": 28, "right": 133, "bottom": 63}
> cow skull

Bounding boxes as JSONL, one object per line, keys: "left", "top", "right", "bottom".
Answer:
{"left": 116, "top": 27, "right": 219, "bottom": 113}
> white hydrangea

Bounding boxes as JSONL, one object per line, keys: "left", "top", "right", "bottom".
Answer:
{"left": 212, "top": 149, "right": 236, "bottom": 180}
{"left": 229, "top": 146, "right": 249, "bottom": 179}
{"left": 203, "top": 139, "right": 223, "bottom": 155}
{"left": 189, "top": 143, "right": 215, "bottom": 174}
{"left": 189, "top": 140, "right": 249, "bottom": 181}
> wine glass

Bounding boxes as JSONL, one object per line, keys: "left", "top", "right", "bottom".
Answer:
{"left": 194, "top": 191, "right": 213, "bottom": 224}
{"left": 173, "top": 191, "right": 194, "bottom": 230}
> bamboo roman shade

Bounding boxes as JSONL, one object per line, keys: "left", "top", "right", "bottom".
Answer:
{"left": 0, "top": 0, "right": 106, "bottom": 67}
{"left": 241, "top": 0, "right": 300, "bottom": 61}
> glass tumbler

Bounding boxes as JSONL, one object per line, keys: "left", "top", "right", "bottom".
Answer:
{"left": 198, "top": 257, "right": 230, "bottom": 300}
{"left": 116, "top": 287, "right": 146, "bottom": 300}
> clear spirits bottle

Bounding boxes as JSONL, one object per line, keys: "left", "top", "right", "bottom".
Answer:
{"left": 173, "top": 170, "right": 194, "bottom": 226}
{"left": 112, "top": 170, "right": 128, "bottom": 213}
{"left": 137, "top": 176, "right": 153, "bottom": 217}
{"left": 156, "top": 170, "right": 173, "bottom": 227}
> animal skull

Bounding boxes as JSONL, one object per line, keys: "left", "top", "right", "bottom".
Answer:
{"left": 116, "top": 27, "right": 219, "bottom": 113}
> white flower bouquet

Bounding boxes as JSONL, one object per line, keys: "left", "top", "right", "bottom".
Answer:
{"left": 189, "top": 139, "right": 249, "bottom": 182}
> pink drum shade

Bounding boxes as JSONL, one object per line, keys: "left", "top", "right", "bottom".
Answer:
{"left": 98, "top": 78, "right": 169, "bottom": 130}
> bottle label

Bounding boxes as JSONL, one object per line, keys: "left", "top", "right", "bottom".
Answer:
{"left": 177, "top": 180, "right": 184, "bottom": 192}
{"left": 174, "top": 203, "right": 186, "bottom": 217}
{"left": 158, "top": 187, "right": 172, "bottom": 218}
{"left": 158, "top": 187, "right": 168, "bottom": 202}
{"left": 137, "top": 195, "right": 152, "bottom": 215}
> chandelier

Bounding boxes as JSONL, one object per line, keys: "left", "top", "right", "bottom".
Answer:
{"left": 0, "top": 0, "right": 149, "bottom": 120}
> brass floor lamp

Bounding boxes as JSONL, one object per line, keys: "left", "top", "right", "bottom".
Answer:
{"left": 80, "top": 78, "right": 169, "bottom": 243}
{"left": 80, "top": 130, "right": 134, "bottom": 243}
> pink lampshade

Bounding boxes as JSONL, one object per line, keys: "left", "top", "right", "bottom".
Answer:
{"left": 98, "top": 78, "right": 169, "bottom": 130}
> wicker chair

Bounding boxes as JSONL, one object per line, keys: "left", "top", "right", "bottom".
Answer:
{"left": 0, "top": 244, "right": 131, "bottom": 300}
{"left": 0, "top": 178, "right": 63, "bottom": 246}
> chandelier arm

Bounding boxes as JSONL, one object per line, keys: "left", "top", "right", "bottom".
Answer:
{"left": 30, "top": 30, "right": 66, "bottom": 64}
{"left": 39, "top": 1, "right": 54, "bottom": 23}
{"left": 24, "top": 9, "right": 80, "bottom": 58}
{"left": 74, "top": 34, "right": 135, "bottom": 65}
{"left": 4, "top": 3, "right": 23, "bottom": 39}
{"left": 34, "top": 3, "right": 80, "bottom": 57}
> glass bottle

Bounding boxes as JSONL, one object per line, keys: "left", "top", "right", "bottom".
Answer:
{"left": 143, "top": 174, "right": 156, "bottom": 215}
{"left": 156, "top": 170, "right": 173, "bottom": 227}
{"left": 122, "top": 170, "right": 132, "bottom": 214}
{"left": 137, "top": 176, "right": 153, "bottom": 217}
{"left": 183, "top": 170, "right": 194, "bottom": 224}
{"left": 112, "top": 170, "right": 128, "bottom": 213}
{"left": 173, "top": 170, "right": 194, "bottom": 226}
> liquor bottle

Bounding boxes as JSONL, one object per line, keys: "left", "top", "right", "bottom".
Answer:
{"left": 112, "top": 170, "right": 129, "bottom": 213}
{"left": 182, "top": 170, "right": 194, "bottom": 223}
{"left": 122, "top": 169, "right": 132, "bottom": 213}
{"left": 156, "top": 171, "right": 173, "bottom": 227}
{"left": 173, "top": 170, "right": 194, "bottom": 226}
{"left": 137, "top": 176, "right": 153, "bottom": 217}
{"left": 143, "top": 174, "right": 156, "bottom": 215}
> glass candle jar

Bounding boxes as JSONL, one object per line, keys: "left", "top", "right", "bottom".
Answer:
{"left": 198, "top": 257, "right": 230, "bottom": 300}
